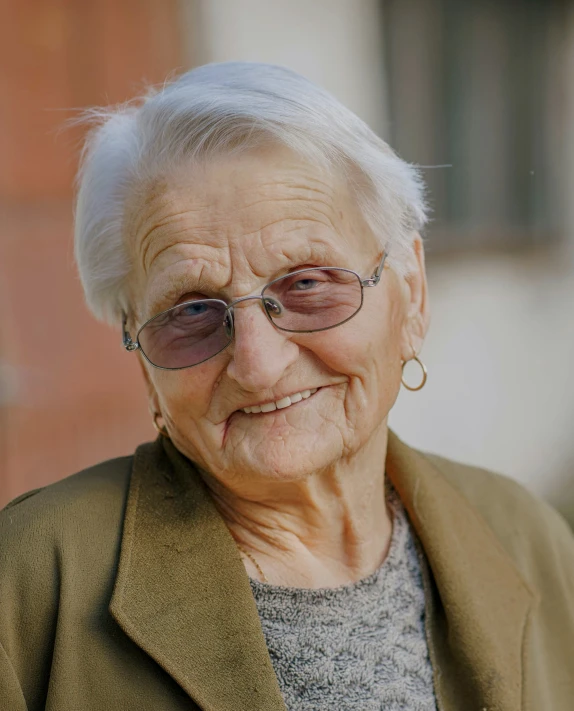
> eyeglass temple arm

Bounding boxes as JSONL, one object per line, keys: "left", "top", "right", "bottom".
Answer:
{"left": 122, "top": 311, "right": 140, "bottom": 352}
{"left": 361, "top": 250, "right": 388, "bottom": 287}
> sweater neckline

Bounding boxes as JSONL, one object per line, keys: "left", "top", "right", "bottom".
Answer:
{"left": 248, "top": 486, "right": 409, "bottom": 601}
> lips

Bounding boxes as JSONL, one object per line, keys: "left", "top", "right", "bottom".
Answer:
{"left": 241, "top": 388, "right": 319, "bottom": 414}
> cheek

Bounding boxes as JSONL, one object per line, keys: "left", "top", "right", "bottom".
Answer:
{"left": 298, "top": 293, "right": 403, "bottom": 380}
{"left": 150, "top": 361, "right": 220, "bottom": 420}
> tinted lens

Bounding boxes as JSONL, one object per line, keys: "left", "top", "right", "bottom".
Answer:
{"left": 138, "top": 299, "right": 231, "bottom": 369}
{"left": 262, "top": 268, "right": 362, "bottom": 332}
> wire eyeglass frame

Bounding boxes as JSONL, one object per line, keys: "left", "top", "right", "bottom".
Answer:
{"left": 122, "top": 251, "right": 388, "bottom": 370}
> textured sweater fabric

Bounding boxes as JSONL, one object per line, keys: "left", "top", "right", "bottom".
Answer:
{"left": 250, "top": 489, "right": 438, "bottom": 710}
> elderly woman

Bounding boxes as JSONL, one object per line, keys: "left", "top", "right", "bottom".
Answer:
{"left": 1, "top": 63, "right": 573, "bottom": 711}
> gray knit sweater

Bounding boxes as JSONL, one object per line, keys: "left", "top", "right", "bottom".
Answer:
{"left": 249, "top": 489, "right": 438, "bottom": 710}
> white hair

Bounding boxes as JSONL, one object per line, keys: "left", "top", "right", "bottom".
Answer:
{"left": 74, "top": 62, "right": 428, "bottom": 325}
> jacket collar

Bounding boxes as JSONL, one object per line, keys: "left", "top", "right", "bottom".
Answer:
{"left": 110, "top": 431, "right": 534, "bottom": 711}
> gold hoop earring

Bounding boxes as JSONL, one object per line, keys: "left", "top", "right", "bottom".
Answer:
{"left": 151, "top": 410, "right": 169, "bottom": 438}
{"left": 401, "top": 349, "right": 428, "bottom": 391}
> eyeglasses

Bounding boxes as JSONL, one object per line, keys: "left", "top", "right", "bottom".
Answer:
{"left": 122, "top": 251, "right": 388, "bottom": 370}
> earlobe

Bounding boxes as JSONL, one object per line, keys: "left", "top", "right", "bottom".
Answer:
{"left": 404, "top": 314, "right": 427, "bottom": 356}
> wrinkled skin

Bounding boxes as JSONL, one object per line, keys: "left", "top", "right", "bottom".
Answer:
{"left": 126, "top": 145, "right": 429, "bottom": 586}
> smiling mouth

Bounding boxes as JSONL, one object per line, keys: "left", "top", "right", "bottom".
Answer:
{"left": 240, "top": 388, "right": 319, "bottom": 415}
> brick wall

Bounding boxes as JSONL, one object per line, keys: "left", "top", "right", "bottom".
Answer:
{"left": 0, "top": 0, "right": 184, "bottom": 505}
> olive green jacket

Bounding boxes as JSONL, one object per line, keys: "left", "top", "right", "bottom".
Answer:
{"left": 1, "top": 432, "right": 573, "bottom": 710}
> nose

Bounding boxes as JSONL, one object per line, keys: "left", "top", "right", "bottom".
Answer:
{"left": 226, "top": 299, "right": 299, "bottom": 392}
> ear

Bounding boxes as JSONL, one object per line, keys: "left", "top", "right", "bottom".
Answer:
{"left": 399, "top": 233, "right": 430, "bottom": 361}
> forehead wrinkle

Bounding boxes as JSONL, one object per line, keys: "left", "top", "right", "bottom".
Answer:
{"left": 239, "top": 198, "right": 340, "bottom": 236}
{"left": 237, "top": 234, "right": 348, "bottom": 284}
{"left": 139, "top": 208, "right": 226, "bottom": 275}
{"left": 280, "top": 179, "right": 340, "bottom": 201}
{"left": 127, "top": 181, "right": 214, "bottom": 271}
{"left": 232, "top": 175, "right": 339, "bottom": 215}
{"left": 141, "top": 191, "right": 344, "bottom": 280}
{"left": 242, "top": 216, "right": 338, "bottom": 248}
{"left": 226, "top": 185, "right": 346, "bottom": 248}
{"left": 131, "top": 157, "right": 346, "bottom": 271}
{"left": 243, "top": 205, "right": 365, "bottom": 275}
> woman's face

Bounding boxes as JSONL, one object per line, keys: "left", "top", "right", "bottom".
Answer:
{"left": 127, "top": 146, "right": 428, "bottom": 492}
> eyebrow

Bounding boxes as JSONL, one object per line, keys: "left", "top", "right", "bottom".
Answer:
{"left": 143, "top": 243, "right": 355, "bottom": 320}
{"left": 145, "top": 272, "right": 212, "bottom": 319}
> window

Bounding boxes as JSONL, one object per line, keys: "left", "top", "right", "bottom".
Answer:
{"left": 383, "top": 0, "right": 568, "bottom": 254}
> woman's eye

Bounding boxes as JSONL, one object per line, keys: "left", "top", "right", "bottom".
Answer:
{"left": 181, "top": 302, "right": 208, "bottom": 316}
{"left": 291, "top": 278, "right": 320, "bottom": 291}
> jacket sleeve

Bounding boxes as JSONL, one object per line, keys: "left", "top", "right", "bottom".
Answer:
{"left": 434, "top": 453, "right": 574, "bottom": 704}
{"left": 0, "top": 489, "right": 60, "bottom": 711}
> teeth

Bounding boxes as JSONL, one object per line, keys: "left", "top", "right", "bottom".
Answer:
{"left": 275, "top": 396, "right": 292, "bottom": 409}
{"left": 241, "top": 388, "right": 319, "bottom": 414}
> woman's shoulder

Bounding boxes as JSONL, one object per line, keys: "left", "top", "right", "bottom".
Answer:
{"left": 422, "top": 448, "right": 574, "bottom": 578}
{"left": 425, "top": 449, "right": 568, "bottom": 526}
{"left": 0, "top": 449, "right": 154, "bottom": 702}
{"left": 0, "top": 451, "right": 136, "bottom": 557}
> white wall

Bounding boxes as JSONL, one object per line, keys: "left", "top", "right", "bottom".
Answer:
{"left": 181, "top": 0, "right": 388, "bottom": 135}
{"left": 390, "top": 250, "right": 574, "bottom": 498}
{"left": 180, "top": 0, "right": 574, "bottom": 500}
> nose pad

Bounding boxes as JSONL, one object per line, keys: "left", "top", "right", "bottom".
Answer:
{"left": 224, "top": 310, "right": 234, "bottom": 339}
{"left": 263, "top": 296, "right": 283, "bottom": 318}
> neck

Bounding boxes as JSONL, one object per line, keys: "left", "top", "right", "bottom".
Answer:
{"left": 205, "top": 423, "right": 393, "bottom": 588}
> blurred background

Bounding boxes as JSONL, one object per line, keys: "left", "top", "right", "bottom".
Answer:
{"left": 1, "top": 0, "right": 573, "bottom": 525}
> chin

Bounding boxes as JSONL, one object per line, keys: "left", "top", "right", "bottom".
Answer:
{"left": 232, "top": 434, "right": 343, "bottom": 483}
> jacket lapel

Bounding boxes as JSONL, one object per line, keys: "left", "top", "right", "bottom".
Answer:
{"left": 110, "top": 438, "right": 286, "bottom": 711}
{"left": 111, "top": 432, "right": 534, "bottom": 711}
{"left": 386, "top": 431, "right": 535, "bottom": 711}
